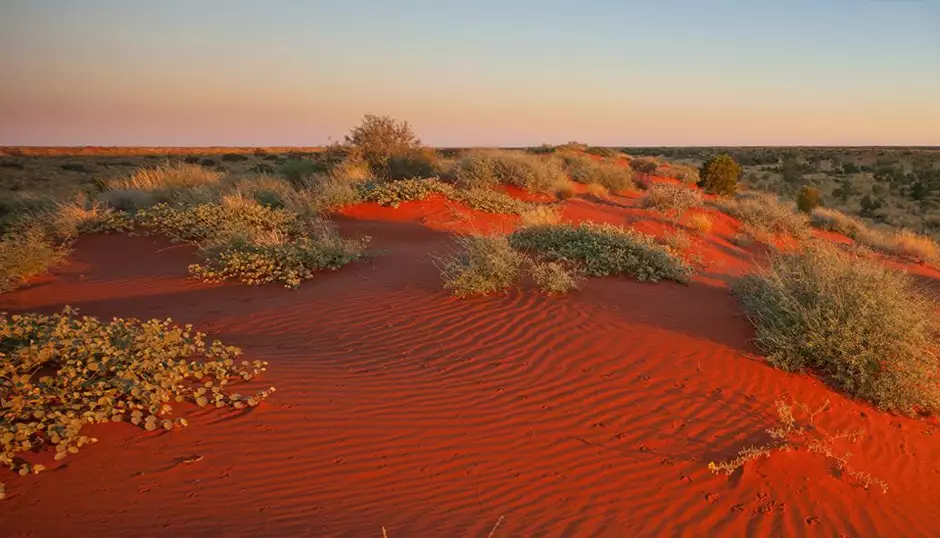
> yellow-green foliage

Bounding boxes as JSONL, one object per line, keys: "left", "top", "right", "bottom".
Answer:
{"left": 453, "top": 150, "right": 567, "bottom": 193}
{"left": 811, "top": 207, "right": 940, "bottom": 264}
{"left": 450, "top": 187, "right": 533, "bottom": 215}
{"left": 358, "top": 177, "right": 451, "bottom": 207}
{"left": 563, "top": 154, "right": 635, "bottom": 192}
{"left": 136, "top": 197, "right": 367, "bottom": 288}
{"left": 509, "top": 222, "right": 692, "bottom": 282}
{"left": 734, "top": 244, "right": 940, "bottom": 415}
{"left": 437, "top": 235, "right": 525, "bottom": 297}
{"left": 0, "top": 307, "right": 273, "bottom": 481}
{"left": 0, "top": 225, "right": 70, "bottom": 293}
{"left": 641, "top": 183, "right": 704, "bottom": 223}
{"left": 686, "top": 212, "right": 714, "bottom": 234}
{"left": 713, "top": 192, "right": 810, "bottom": 238}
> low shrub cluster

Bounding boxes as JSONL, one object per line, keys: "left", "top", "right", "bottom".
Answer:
{"left": 136, "top": 197, "right": 367, "bottom": 288}
{"left": 713, "top": 192, "right": 809, "bottom": 239}
{"left": 453, "top": 150, "right": 569, "bottom": 193}
{"left": 450, "top": 187, "right": 533, "bottom": 215}
{"left": 358, "top": 177, "right": 451, "bottom": 207}
{"left": 436, "top": 235, "right": 580, "bottom": 297}
{"left": 641, "top": 183, "right": 704, "bottom": 224}
{"left": 733, "top": 243, "right": 940, "bottom": 414}
{"left": 0, "top": 307, "right": 274, "bottom": 483}
{"left": 656, "top": 163, "right": 699, "bottom": 184}
{"left": 563, "top": 154, "right": 635, "bottom": 192}
{"left": 0, "top": 225, "right": 70, "bottom": 293}
{"left": 509, "top": 222, "right": 692, "bottom": 283}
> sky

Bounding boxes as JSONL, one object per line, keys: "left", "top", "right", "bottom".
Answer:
{"left": 1, "top": 0, "right": 938, "bottom": 147}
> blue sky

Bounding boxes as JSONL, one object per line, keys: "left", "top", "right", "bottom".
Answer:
{"left": 1, "top": 0, "right": 938, "bottom": 146}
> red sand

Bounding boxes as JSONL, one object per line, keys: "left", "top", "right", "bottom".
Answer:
{"left": 2, "top": 193, "right": 939, "bottom": 537}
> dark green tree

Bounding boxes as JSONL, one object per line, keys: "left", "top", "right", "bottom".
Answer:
{"left": 697, "top": 154, "right": 741, "bottom": 196}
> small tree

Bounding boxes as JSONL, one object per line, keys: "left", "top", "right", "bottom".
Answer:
{"left": 697, "top": 154, "right": 741, "bottom": 196}
{"left": 796, "top": 186, "right": 821, "bottom": 213}
{"left": 344, "top": 114, "right": 423, "bottom": 178}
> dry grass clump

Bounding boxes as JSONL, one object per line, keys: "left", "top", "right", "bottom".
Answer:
{"left": 452, "top": 150, "right": 568, "bottom": 193}
{"left": 519, "top": 205, "right": 561, "bottom": 227}
{"left": 713, "top": 192, "right": 809, "bottom": 239}
{"left": 563, "top": 154, "right": 635, "bottom": 192}
{"left": 585, "top": 182, "right": 608, "bottom": 196}
{"left": 733, "top": 243, "right": 940, "bottom": 414}
{"left": 0, "top": 307, "right": 273, "bottom": 485}
{"left": 641, "top": 183, "right": 704, "bottom": 224}
{"left": 509, "top": 222, "right": 692, "bottom": 283}
{"left": 685, "top": 213, "right": 713, "bottom": 235}
{"left": 529, "top": 261, "right": 580, "bottom": 294}
{"left": 0, "top": 225, "right": 70, "bottom": 294}
{"left": 136, "top": 197, "right": 368, "bottom": 288}
{"left": 708, "top": 400, "right": 888, "bottom": 493}
{"left": 437, "top": 235, "right": 525, "bottom": 297}
{"left": 302, "top": 175, "right": 365, "bottom": 212}
{"left": 226, "top": 175, "right": 300, "bottom": 209}
{"left": 46, "top": 195, "right": 132, "bottom": 240}
{"left": 811, "top": 207, "right": 940, "bottom": 264}
{"left": 656, "top": 163, "right": 699, "bottom": 183}
{"left": 109, "top": 162, "right": 222, "bottom": 192}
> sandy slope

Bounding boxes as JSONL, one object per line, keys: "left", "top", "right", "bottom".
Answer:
{"left": 1, "top": 192, "right": 939, "bottom": 537}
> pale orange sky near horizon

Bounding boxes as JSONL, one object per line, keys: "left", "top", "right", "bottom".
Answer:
{"left": 2, "top": 1, "right": 938, "bottom": 147}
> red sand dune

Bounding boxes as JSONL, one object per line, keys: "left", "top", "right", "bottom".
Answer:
{"left": 2, "top": 191, "right": 939, "bottom": 537}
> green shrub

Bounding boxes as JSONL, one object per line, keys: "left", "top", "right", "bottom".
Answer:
{"left": 698, "top": 154, "right": 741, "bottom": 195}
{"left": 450, "top": 187, "right": 532, "bottom": 215}
{"left": 563, "top": 154, "right": 635, "bottom": 192}
{"left": 358, "top": 177, "right": 451, "bottom": 207}
{"left": 0, "top": 307, "right": 274, "bottom": 479}
{"left": 453, "top": 150, "right": 567, "bottom": 193}
{"left": 0, "top": 225, "right": 70, "bottom": 293}
{"left": 734, "top": 244, "right": 940, "bottom": 415}
{"left": 344, "top": 114, "right": 423, "bottom": 177}
{"left": 387, "top": 148, "right": 439, "bottom": 179}
{"left": 135, "top": 197, "right": 367, "bottom": 288}
{"left": 797, "top": 186, "right": 822, "bottom": 213}
{"left": 278, "top": 158, "right": 322, "bottom": 187}
{"left": 713, "top": 192, "right": 809, "bottom": 238}
{"left": 641, "top": 183, "right": 704, "bottom": 224}
{"left": 509, "top": 223, "right": 692, "bottom": 282}
{"left": 629, "top": 157, "right": 659, "bottom": 176}
{"left": 437, "top": 235, "right": 524, "bottom": 297}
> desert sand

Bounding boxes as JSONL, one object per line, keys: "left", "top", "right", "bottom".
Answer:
{"left": 1, "top": 185, "right": 938, "bottom": 537}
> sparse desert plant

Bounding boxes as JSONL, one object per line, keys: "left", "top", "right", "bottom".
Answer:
{"left": 529, "top": 260, "right": 579, "bottom": 294}
{"left": 519, "top": 205, "right": 561, "bottom": 227}
{"left": 641, "top": 183, "right": 704, "bottom": 224}
{"left": 437, "top": 235, "right": 525, "bottom": 297}
{"left": 584, "top": 146, "right": 618, "bottom": 158}
{"left": 302, "top": 175, "right": 365, "bottom": 212}
{"left": 656, "top": 163, "right": 699, "bottom": 184}
{"left": 96, "top": 188, "right": 157, "bottom": 212}
{"left": 450, "top": 188, "right": 533, "bottom": 215}
{"left": 888, "top": 229, "right": 939, "bottom": 264}
{"left": 810, "top": 207, "right": 867, "bottom": 237}
{"left": 278, "top": 158, "right": 322, "bottom": 186}
{"left": 0, "top": 307, "right": 274, "bottom": 482}
{"left": 629, "top": 157, "right": 659, "bottom": 177}
{"left": 227, "top": 174, "right": 298, "bottom": 209}
{"left": 585, "top": 182, "right": 608, "bottom": 196}
{"left": 552, "top": 179, "right": 576, "bottom": 200}
{"left": 698, "top": 154, "right": 741, "bottom": 196}
{"left": 387, "top": 148, "right": 439, "bottom": 179}
{"left": 509, "top": 222, "right": 692, "bottom": 283}
{"left": 0, "top": 225, "right": 70, "bottom": 293}
{"left": 135, "top": 198, "right": 367, "bottom": 288}
{"left": 110, "top": 162, "right": 222, "bottom": 192}
{"left": 708, "top": 400, "right": 888, "bottom": 493}
{"left": 686, "top": 212, "right": 713, "bottom": 234}
{"left": 453, "top": 150, "right": 567, "bottom": 193}
{"left": 810, "top": 208, "right": 939, "bottom": 264}
{"left": 344, "top": 114, "right": 423, "bottom": 177}
{"left": 713, "top": 192, "right": 809, "bottom": 238}
{"left": 563, "top": 155, "right": 635, "bottom": 192}
{"left": 358, "top": 177, "right": 451, "bottom": 207}
{"left": 733, "top": 243, "right": 940, "bottom": 414}
{"left": 663, "top": 231, "right": 692, "bottom": 251}
{"left": 46, "top": 195, "right": 131, "bottom": 239}
{"left": 797, "top": 186, "right": 821, "bottom": 213}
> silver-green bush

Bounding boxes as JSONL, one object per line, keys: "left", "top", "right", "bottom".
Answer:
{"left": 734, "top": 243, "right": 940, "bottom": 415}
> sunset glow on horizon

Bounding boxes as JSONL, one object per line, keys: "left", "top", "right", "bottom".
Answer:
{"left": 2, "top": 0, "right": 938, "bottom": 147}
